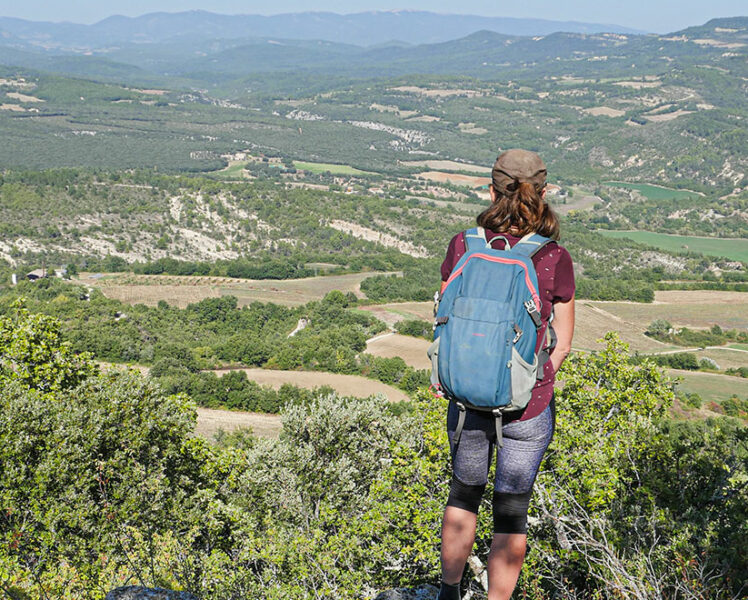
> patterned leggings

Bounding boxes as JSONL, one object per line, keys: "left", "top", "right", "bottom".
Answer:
{"left": 446, "top": 398, "right": 555, "bottom": 533}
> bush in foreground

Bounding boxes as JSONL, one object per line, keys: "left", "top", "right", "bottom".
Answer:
{"left": 1, "top": 309, "right": 745, "bottom": 599}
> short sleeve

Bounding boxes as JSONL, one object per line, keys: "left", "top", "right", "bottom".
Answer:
{"left": 441, "top": 233, "right": 466, "bottom": 281}
{"left": 552, "top": 247, "right": 575, "bottom": 303}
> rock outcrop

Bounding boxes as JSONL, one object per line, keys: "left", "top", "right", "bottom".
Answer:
{"left": 105, "top": 587, "right": 198, "bottom": 600}
{"left": 374, "top": 584, "right": 439, "bottom": 600}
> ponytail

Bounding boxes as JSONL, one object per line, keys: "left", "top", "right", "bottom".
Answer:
{"left": 477, "top": 180, "right": 560, "bottom": 240}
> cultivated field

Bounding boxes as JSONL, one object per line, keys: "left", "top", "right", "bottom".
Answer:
{"left": 693, "top": 348, "right": 748, "bottom": 370}
{"left": 213, "top": 368, "right": 410, "bottom": 403}
{"left": 358, "top": 300, "right": 673, "bottom": 353}
{"left": 416, "top": 171, "right": 491, "bottom": 188}
{"left": 592, "top": 290, "right": 748, "bottom": 330}
{"left": 401, "top": 160, "right": 491, "bottom": 173}
{"left": 357, "top": 301, "right": 433, "bottom": 327}
{"left": 602, "top": 182, "right": 702, "bottom": 201}
{"left": 573, "top": 302, "right": 676, "bottom": 352}
{"left": 366, "top": 333, "right": 432, "bottom": 370}
{"left": 667, "top": 370, "right": 748, "bottom": 403}
{"left": 551, "top": 194, "right": 601, "bottom": 215}
{"left": 597, "top": 230, "right": 748, "bottom": 262}
{"left": 195, "top": 407, "right": 282, "bottom": 440}
{"left": 84, "top": 272, "right": 395, "bottom": 307}
{"left": 294, "top": 161, "right": 374, "bottom": 175}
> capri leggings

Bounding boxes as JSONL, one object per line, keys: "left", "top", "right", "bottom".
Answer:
{"left": 446, "top": 398, "right": 555, "bottom": 534}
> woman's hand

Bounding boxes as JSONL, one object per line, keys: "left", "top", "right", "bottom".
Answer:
{"left": 549, "top": 297, "right": 575, "bottom": 374}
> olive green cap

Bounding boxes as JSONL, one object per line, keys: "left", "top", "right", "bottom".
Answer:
{"left": 491, "top": 149, "right": 547, "bottom": 194}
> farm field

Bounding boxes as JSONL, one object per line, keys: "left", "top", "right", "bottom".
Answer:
{"left": 591, "top": 290, "right": 748, "bottom": 330}
{"left": 211, "top": 161, "right": 253, "bottom": 180}
{"left": 359, "top": 300, "right": 674, "bottom": 353}
{"left": 212, "top": 368, "right": 410, "bottom": 403}
{"left": 572, "top": 302, "right": 676, "bottom": 352}
{"left": 294, "top": 161, "right": 375, "bottom": 175}
{"left": 84, "top": 271, "right": 394, "bottom": 307}
{"left": 667, "top": 369, "right": 748, "bottom": 404}
{"left": 602, "top": 182, "right": 701, "bottom": 201}
{"left": 366, "top": 333, "right": 432, "bottom": 370}
{"left": 401, "top": 160, "right": 492, "bottom": 174}
{"left": 596, "top": 230, "right": 748, "bottom": 262}
{"left": 693, "top": 348, "right": 748, "bottom": 371}
{"left": 416, "top": 171, "right": 491, "bottom": 188}
{"left": 195, "top": 407, "right": 282, "bottom": 440}
{"left": 357, "top": 301, "right": 433, "bottom": 327}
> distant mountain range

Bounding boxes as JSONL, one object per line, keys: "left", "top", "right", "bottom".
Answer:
{"left": 0, "top": 12, "right": 745, "bottom": 89}
{"left": 0, "top": 10, "right": 645, "bottom": 50}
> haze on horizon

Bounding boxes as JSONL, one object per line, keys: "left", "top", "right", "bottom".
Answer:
{"left": 0, "top": 0, "right": 745, "bottom": 34}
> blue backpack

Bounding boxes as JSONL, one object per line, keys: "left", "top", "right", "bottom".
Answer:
{"left": 428, "top": 227, "right": 554, "bottom": 447}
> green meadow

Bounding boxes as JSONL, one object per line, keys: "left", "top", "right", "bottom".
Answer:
{"left": 603, "top": 181, "right": 701, "bottom": 201}
{"left": 597, "top": 230, "right": 748, "bottom": 262}
{"left": 294, "top": 161, "right": 375, "bottom": 175}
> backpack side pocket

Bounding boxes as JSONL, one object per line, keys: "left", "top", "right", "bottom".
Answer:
{"left": 510, "top": 345, "right": 538, "bottom": 411}
{"left": 427, "top": 337, "right": 441, "bottom": 387}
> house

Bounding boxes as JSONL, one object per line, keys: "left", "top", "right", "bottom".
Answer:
{"left": 26, "top": 268, "right": 46, "bottom": 281}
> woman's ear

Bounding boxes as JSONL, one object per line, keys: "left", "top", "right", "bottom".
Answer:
{"left": 489, "top": 184, "right": 499, "bottom": 203}
{"left": 541, "top": 188, "right": 547, "bottom": 200}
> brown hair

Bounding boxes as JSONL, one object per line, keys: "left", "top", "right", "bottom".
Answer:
{"left": 477, "top": 181, "right": 560, "bottom": 240}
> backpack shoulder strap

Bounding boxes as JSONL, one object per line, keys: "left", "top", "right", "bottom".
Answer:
{"left": 511, "top": 232, "right": 554, "bottom": 258}
{"left": 463, "top": 227, "right": 486, "bottom": 252}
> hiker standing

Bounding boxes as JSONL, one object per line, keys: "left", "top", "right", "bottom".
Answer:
{"left": 433, "top": 149, "right": 575, "bottom": 600}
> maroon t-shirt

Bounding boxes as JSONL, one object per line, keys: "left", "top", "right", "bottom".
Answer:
{"left": 440, "top": 229, "right": 575, "bottom": 421}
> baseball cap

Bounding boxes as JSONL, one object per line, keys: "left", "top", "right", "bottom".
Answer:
{"left": 491, "top": 149, "right": 547, "bottom": 194}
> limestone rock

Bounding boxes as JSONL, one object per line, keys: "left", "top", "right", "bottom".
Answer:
{"left": 105, "top": 587, "right": 198, "bottom": 600}
{"left": 374, "top": 584, "right": 439, "bottom": 600}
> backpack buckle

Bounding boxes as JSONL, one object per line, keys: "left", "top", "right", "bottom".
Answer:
{"left": 524, "top": 300, "right": 542, "bottom": 328}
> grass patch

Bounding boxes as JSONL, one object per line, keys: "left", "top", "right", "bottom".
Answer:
{"left": 591, "top": 291, "right": 748, "bottom": 330}
{"left": 603, "top": 181, "right": 700, "bottom": 201}
{"left": 668, "top": 369, "right": 748, "bottom": 403}
{"left": 596, "top": 230, "right": 748, "bottom": 262}
{"left": 294, "top": 161, "right": 375, "bottom": 175}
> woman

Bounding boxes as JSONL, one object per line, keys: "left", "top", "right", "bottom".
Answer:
{"left": 437, "top": 149, "right": 575, "bottom": 600}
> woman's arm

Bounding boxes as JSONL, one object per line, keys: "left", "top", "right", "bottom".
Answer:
{"left": 549, "top": 297, "right": 575, "bottom": 374}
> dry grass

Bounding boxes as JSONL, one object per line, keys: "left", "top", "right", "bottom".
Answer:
{"left": 401, "top": 160, "right": 491, "bottom": 174}
{"left": 613, "top": 80, "right": 662, "bottom": 89}
{"left": 667, "top": 369, "right": 748, "bottom": 403}
{"left": 212, "top": 368, "right": 410, "bottom": 403}
{"left": 694, "top": 348, "right": 748, "bottom": 370}
{"left": 593, "top": 291, "right": 748, "bottom": 330}
{"left": 390, "top": 86, "right": 482, "bottom": 98}
{"left": 84, "top": 272, "right": 398, "bottom": 307}
{"left": 94, "top": 284, "right": 220, "bottom": 308}
{"left": 358, "top": 301, "right": 433, "bottom": 327}
{"left": 573, "top": 302, "right": 675, "bottom": 352}
{"left": 195, "top": 407, "right": 282, "bottom": 439}
{"left": 583, "top": 107, "right": 625, "bottom": 117}
{"left": 645, "top": 109, "right": 694, "bottom": 122}
{"left": 219, "top": 272, "right": 400, "bottom": 306}
{"left": 366, "top": 333, "right": 432, "bottom": 370}
{"left": 417, "top": 171, "right": 491, "bottom": 188}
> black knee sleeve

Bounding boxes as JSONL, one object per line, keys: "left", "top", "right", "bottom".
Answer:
{"left": 446, "top": 477, "right": 485, "bottom": 514}
{"left": 492, "top": 490, "right": 533, "bottom": 534}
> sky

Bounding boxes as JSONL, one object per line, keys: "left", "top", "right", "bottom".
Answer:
{"left": 0, "top": 0, "right": 745, "bottom": 33}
